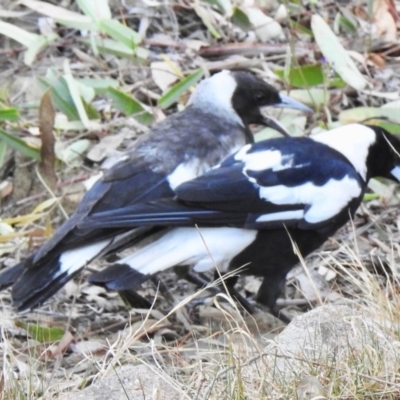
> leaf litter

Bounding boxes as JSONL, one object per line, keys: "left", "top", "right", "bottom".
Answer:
{"left": 0, "top": 0, "right": 400, "bottom": 398}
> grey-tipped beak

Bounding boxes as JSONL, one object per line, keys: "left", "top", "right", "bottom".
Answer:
{"left": 275, "top": 94, "right": 313, "bottom": 114}
{"left": 261, "top": 115, "right": 291, "bottom": 137}
{"left": 391, "top": 166, "right": 400, "bottom": 181}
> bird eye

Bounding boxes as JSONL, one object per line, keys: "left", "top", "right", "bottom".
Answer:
{"left": 254, "top": 92, "right": 266, "bottom": 102}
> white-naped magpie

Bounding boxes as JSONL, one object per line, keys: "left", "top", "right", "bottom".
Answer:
{"left": 71, "top": 124, "right": 400, "bottom": 322}
{"left": 1, "top": 69, "right": 312, "bottom": 311}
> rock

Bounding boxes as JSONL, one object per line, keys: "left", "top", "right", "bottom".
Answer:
{"left": 66, "top": 364, "right": 179, "bottom": 400}
{"left": 265, "top": 304, "right": 397, "bottom": 381}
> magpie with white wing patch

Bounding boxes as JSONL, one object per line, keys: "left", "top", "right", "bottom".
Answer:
{"left": 80, "top": 124, "right": 400, "bottom": 322}
{"left": 2, "top": 70, "right": 312, "bottom": 311}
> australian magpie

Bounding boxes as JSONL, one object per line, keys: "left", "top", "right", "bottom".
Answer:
{"left": 1, "top": 69, "right": 312, "bottom": 310}
{"left": 70, "top": 124, "right": 400, "bottom": 321}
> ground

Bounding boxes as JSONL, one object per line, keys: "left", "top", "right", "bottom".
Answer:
{"left": 0, "top": 0, "right": 400, "bottom": 398}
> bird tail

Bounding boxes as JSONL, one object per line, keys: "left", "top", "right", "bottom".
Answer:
{"left": 0, "top": 263, "right": 25, "bottom": 290}
{"left": 88, "top": 227, "right": 218, "bottom": 291}
{"left": 11, "top": 239, "right": 112, "bottom": 311}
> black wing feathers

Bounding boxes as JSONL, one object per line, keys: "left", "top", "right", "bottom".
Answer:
{"left": 82, "top": 137, "right": 363, "bottom": 231}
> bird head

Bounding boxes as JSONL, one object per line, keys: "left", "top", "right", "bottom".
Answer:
{"left": 188, "top": 70, "right": 312, "bottom": 137}
{"left": 313, "top": 124, "right": 400, "bottom": 183}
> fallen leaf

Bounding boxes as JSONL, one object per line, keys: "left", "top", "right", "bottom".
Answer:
{"left": 0, "top": 180, "right": 13, "bottom": 198}
{"left": 47, "top": 331, "right": 75, "bottom": 358}
{"left": 38, "top": 90, "right": 57, "bottom": 189}
{"left": 311, "top": 14, "right": 368, "bottom": 91}
{"left": 373, "top": 0, "right": 397, "bottom": 42}
{"left": 151, "top": 61, "right": 179, "bottom": 91}
{"left": 245, "top": 7, "right": 284, "bottom": 41}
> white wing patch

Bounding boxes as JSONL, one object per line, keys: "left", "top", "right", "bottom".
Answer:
{"left": 118, "top": 227, "right": 257, "bottom": 275}
{"left": 259, "top": 176, "right": 362, "bottom": 224}
{"left": 59, "top": 239, "right": 112, "bottom": 276}
{"left": 235, "top": 147, "right": 297, "bottom": 173}
{"left": 312, "top": 124, "right": 376, "bottom": 180}
{"left": 167, "top": 158, "right": 209, "bottom": 190}
{"left": 256, "top": 210, "right": 304, "bottom": 223}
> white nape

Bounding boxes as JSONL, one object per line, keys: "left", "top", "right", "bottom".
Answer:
{"left": 312, "top": 124, "right": 376, "bottom": 180}
{"left": 117, "top": 227, "right": 258, "bottom": 275}
{"left": 188, "top": 70, "right": 243, "bottom": 127}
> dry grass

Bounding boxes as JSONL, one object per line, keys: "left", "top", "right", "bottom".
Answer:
{"left": 1, "top": 0, "right": 400, "bottom": 398}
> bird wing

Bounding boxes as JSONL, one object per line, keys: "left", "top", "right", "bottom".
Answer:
{"left": 81, "top": 137, "right": 365, "bottom": 231}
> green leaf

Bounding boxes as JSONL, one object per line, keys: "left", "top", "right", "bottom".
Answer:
{"left": 194, "top": 5, "right": 222, "bottom": 38}
{"left": 78, "top": 78, "right": 119, "bottom": 94}
{"left": 363, "top": 193, "right": 380, "bottom": 201}
{"left": 289, "top": 19, "right": 313, "bottom": 35}
{"left": 0, "top": 107, "right": 20, "bottom": 121}
{"left": 24, "top": 33, "right": 58, "bottom": 66}
{"left": 0, "top": 19, "right": 38, "bottom": 47}
{"left": 158, "top": 69, "right": 204, "bottom": 109}
{"left": 274, "top": 64, "right": 345, "bottom": 88}
{"left": 76, "top": 0, "right": 111, "bottom": 21}
{"left": 106, "top": 87, "right": 154, "bottom": 125}
{"left": 64, "top": 70, "right": 90, "bottom": 127}
{"left": 38, "top": 77, "right": 80, "bottom": 120}
{"left": 0, "top": 141, "right": 7, "bottom": 169}
{"left": 0, "top": 128, "right": 41, "bottom": 161}
{"left": 81, "top": 37, "right": 149, "bottom": 60}
{"left": 339, "top": 107, "right": 400, "bottom": 125}
{"left": 99, "top": 19, "right": 141, "bottom": 48}
{"left": 311, "top": 14, "right": 367, "bottom": 90}
{"left": 15, "top": 320, "right": 64, "bottom": 343}
{"left": 83, "top": 99, "right": 100, "bottom": 120}
{"left": 21, "top": 0, "right": 95, "bottom": 30}
{"left": 231, "top": 7, "right": 252, "bottom": 30}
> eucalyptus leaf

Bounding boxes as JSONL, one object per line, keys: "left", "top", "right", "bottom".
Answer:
{"left": 194, "top": 5, "right": 221, "bottom": 38}
{"left": 15, "top": 320, "right": 64, "bottom": 343}
{"left": 99, "top": 19, "right": 141, "bottom": 48}
{"left": 0, "top": 128, "right": 41, "bottom": 161}
{"left": 38, "top": 77, "right": 80, "bottom": 121}
{"left": 106, "top": 87, "right": 154, "bottom": 125}
{"left": 311, "top": 14, "right": 367, "bottom": 90}
{"left": 158, "top": 69, "right": 204, "bottom": 109}
{"left": 81, "top": 38, "right": 149, "bottom": 60}
{"left": 0, "top": 107, "right": 20, "bottom": 122}
{"left": 21, "top": 0, "right": 95, "bottom": 30}
{"left": 339, "top": 107, "right": 400, "bottom": 125}
{"left": 231, "top": 7, "right": 252, "bottom": 30}
{"left": 24, "top": 34, "right": 58, "bottom": 65}
{"left": 76, "top": 0, "right": 111, "bottom": 21}
{"left": 0, "top": 141, "right": 7, "bottom": 169}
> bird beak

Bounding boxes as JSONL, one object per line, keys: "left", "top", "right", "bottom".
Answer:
{"left": 390, "top": 165, "right": 400, "bottom": 181}
{"left": 259, "top": 94, "right": 313, "bottom": 137}
{"left": 261, "top": 114, "right": 291, "bottom": 137}
{"left": 274, "top": 94, "right": 314, "bottom": 114}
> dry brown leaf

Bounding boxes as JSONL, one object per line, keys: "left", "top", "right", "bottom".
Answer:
{"left": 39, "top": 90, "right": 57, "bottom": 190}
{"left": 373, "top": 0, "right": 398, "bottom": 42}
{"left": 367, "top": 53, "right": 386, "bottom": 68}
{"left": 47, "top": 331, "right": 75, "bottom": 358}
{"left": 0, "top": 180, "right": 13, "bottom": 199}
{"left": 70, "top": 340, "right": 107, "bottom": 356}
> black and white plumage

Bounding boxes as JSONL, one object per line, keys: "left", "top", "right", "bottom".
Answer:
{"left": 2, "top": 69, "right": 312, "bottom": 311}
{"left": 74, "top": 124, "right": 400, "bottom": 320}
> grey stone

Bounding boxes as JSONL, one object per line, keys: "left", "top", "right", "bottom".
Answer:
{"left": 264, "top": 304, "right": 398, "bottom": 380}
{"left": 66, "top": 364, "right": 180, "bottom": 400}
